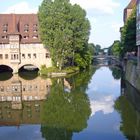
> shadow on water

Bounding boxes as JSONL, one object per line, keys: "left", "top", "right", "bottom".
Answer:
{"left": 0, "top": 72, "right": 13, "bottom": 81}
{"left": 18, "top": 70, "right": 38, "bottom": 80}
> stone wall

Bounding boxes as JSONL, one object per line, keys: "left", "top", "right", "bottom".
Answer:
{"left": 125, "top": 60, "right": 140, "bottom": 92}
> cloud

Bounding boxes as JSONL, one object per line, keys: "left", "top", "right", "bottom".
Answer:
{"left": 70, "top": 0, "right": 120, "bottom": 14}
{"left": 90, "top": 95, "right": 114, "bottom": 116}
{"left": 4, "top": 1, "right": 37, "bottom": 14}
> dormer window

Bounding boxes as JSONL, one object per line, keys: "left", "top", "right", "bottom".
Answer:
{"left": 33, "top": 29, "right": 38, "bottom": 32}
{"left": 3, "top": 29, "right": 7, "bottom": 33}
{"left": 33, "top": 24, "right": 37, "bottom": 27}
{"left": 32, "top": 35, "right": 38, "bottom": 39}
{"left": 24, "top": 24, "right": 29, "bottom": 28}
{"left": 3, "top": 24, "right": 8, "bottom": 33}
{"left": 24, "top": 29, "right": 29, "bottom": 32}
{"left": 2, "top": 36, "right": 7, "bottom": 39}
{"left": 3, "top": 24, "right": 8, "bottom": 28}
{"left": 23, "top": 35, "right": 29, "bottom": 39}
{"left": 24, "top": 24, "right": 29, "bottom": 32}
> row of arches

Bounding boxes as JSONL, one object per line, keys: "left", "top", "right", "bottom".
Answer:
{"left": 0, "top": 64, "right": 39, "bottom": 73}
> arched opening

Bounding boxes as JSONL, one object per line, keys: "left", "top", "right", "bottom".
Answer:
{"left": 0, "top": 65, "right": 13, "bottom": 81}
{"left": 18, "top": 64, "right": 39, "bottom": 80}
{"left": 0, "top": 65, "right": 13, "bottom": 72}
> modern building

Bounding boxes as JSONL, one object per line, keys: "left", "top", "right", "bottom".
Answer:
{"left": 123, "top": 0, "right": 136, "bottom": 23}
{"left": 0, "top": 14, "right": 52, "bottom": 73}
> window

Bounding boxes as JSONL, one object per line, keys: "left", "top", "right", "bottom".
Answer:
{"left": 24, "top": 24, "right": 29, "bottom": 28}
{"left": 23, "top": 36, "right": 29, "bottom": 39}
{"left": 22, "top": 54, "right": 25, "bottom": 59}
{"left": 3, "top": 24, "right": 8, "bottom": 27}
{"left": 3, "top": 29, "right": 7, "bottom": 33}
{"left": 3, "top": 24, "right": 8, "bottom": 33}
{"left": 11, "top": 54, "right": 18, "bottom": 60}
{"left": 24, "top": 24, "right": 29, "bottom": 33}
{"left": 32, "top": 35, "right": 38, "bottom": 39}
{"left": 46, "top": 53, "right": 50, "bottom": 58}
{"left": 11, "top": 54, "right": 13, "bottom": 60}
{"left": 33, "top": 53, "right": 37, "bottom": 58}
{"left": 5, "top": 54, "right": 8, "bottom": 59}
{"left": 33, "top": 24, "right": 37, "bottom": 27}
{"left": 0, "top": 54, "right": 3, "bottom": 59}
{"left": 33, "top": 29, "right": 38, "bottom": 32}
{"left": 2, "top": 36, "right": 7, "bottom": 39}
{"left": 28, "top": 54, "right": 31, "bottom": 59}
{"left": 24, "top": 29, "right": 29, "bottom": 32}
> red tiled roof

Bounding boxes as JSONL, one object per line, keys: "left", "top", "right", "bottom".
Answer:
{"left": 0, "top": 14, "right": 41, "bottom": 44}
{"left": 126, "top": 0, "right": 136, "bottom": 9}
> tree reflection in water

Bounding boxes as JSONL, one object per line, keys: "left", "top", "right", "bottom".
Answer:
{"left": 115, "top": 81, "right": 140, "bottom": 140}
{"left": 109, "top": 67, "right": 122, "bottom": 80}
{"left": 41, "top": 68, "right": 96, "bottom": 140}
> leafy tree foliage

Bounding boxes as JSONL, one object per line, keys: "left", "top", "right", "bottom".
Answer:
{"left": 94, "top": 44, "right": 101, "bottom": 55}
{"left": 121, "top": 7, "right": 137, "bottom": 57}
{"left": 109, "top": 40, "right": 122, "bottom": 57}
{"left": 38, "top": 0, "right": 91, "bottom": 70}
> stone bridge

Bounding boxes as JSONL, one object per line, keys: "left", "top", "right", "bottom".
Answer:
{"left": 93, "top": 55, "right": 123, "bottom": 68}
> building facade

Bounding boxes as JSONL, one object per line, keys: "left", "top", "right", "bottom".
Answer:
{"left": 0, "top": 14, "right": 52, "bottom": 73}
{"left": 124, "top": 0, "right": 136, "bottom": 23}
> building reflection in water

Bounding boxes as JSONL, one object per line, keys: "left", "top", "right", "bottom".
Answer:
{"left": 115, "top": 79, "right": 140, "bottom": 140}
{"left": 0, "top": 74, "right": 52, "bottom": 125}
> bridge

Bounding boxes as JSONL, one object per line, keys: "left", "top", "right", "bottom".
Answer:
{"left": 93, "top": 55, "right": 123, "bottom": 68}
{"left": 0, "top": 35, "right": 52, "bottom": 73}
{"left": 0, "top": 14, "right": 52, "bottom": 73}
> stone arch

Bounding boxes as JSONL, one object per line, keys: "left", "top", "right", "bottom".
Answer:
{"left": 18, "top": 63, "right": 40, "bottom": 72}
{"left": 0, "top": 64, "right": 13, "bottom": 72}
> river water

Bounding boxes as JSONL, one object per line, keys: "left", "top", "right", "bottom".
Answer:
{"left": 0, "top": 66, "right": 139, "bottom": 140}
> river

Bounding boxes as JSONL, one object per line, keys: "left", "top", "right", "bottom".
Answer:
{"left": 0, "top": 66, "right": 139, "bottom": 140}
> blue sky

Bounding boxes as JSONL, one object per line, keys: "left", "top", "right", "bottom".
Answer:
{"left": 0, "top": 0, "right": 130, "bottom": 48}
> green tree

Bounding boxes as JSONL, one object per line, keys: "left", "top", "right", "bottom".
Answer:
{"left": 121, "top": 7, "right": 137, "bottom": 57}
{"left": 94, "top": 44, "right": 101, "bottom": 55}
{"left": 110, "top": 40, "right": 122, "bottom": 57}
{"left": 38, "top": 0, "right": 91, "bottom": 70}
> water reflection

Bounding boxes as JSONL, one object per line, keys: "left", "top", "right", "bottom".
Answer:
{"left": 41, "top": 68, "right": 96, "bottom": 140}
{"left": 0, "top": 66, "right": 140, "bottom": 140}
{"left": 0, "top": 68, "right": 96, "bottom": 140}
{"left": 115, "top": 80, "right": 140, "bottom": 140}
{"left": 87, "top": 67, "right": 121, "bottom": 116}
{"left": 0, "top": 74, "right": 52, "bottom": 125}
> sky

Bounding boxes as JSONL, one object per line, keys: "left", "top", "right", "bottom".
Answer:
{"left": 0, "top": 0, "right": 131, "bottom": 48}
